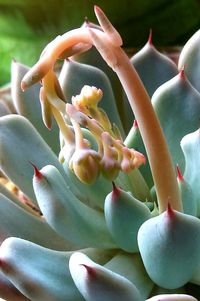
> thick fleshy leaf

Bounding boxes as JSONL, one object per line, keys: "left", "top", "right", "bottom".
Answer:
{"left": 104, "top": 251, "right": 153, "bottom": 300}
{"left": 69, "top": 252, "right": 143, "bottom": 301}
{"left": 104, "top": 184, "right": 150, "bottom": 252}
{"left": 0, "top": 238, "right": 81, "bottom": 301}
{"left": 0, "top": 271, "right": 30, "bottom": 301}
{"left": 11, "top": 61, "right": 60, "bottom": 154}
{"left": 59, "top": 60, "right": 125, "bottom": 136}
{"left": 0, "top": 193, "right": 72, "bottom": 250}
{"left": 63, "top": 164, "right": 112, "bottom": 210}
{"left": 138, "top": 207, "right": 200, "bottom": 289}
{"left": 191, "top": 265, "right": 200, "bottom": 286}
{"left": 146, "top": 294, "right": 197, "bottom": 301}
{"left": 0, "top": 115, "right": 63, "bottom": 203}
{"left": 0, "top": 181, "right": 32, "bottom": 213}
{"left": 33, "top": 165, "right": 116, "bottom": 249}
{"left": 152, "top": 71, "right": 200, "bottom": 170}
{"left": 131, "top": 40, "right": 178, "bottom": 98}
{"left": 0, "top": 238, "right": 115, "bottom": 301}
{"left": 121, "top": 39, "right": 178, "bottom": 131}
{"left": 178, "top": 29, "right": 200, "bottom": 93}
{"left": 0, "top": 100, "right": 11, "bottom": 117}
{"left": 180, "top": 129, "right": 200, "bottom": 216}
{"left": 116, "top": 168, "right": 151, "bottom": 202}
{"left": 176, "top": 167, "right": 197, "bottom": 216}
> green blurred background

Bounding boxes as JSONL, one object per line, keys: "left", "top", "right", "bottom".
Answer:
{"left": 0, "top": 0, "right": 200, "bottom": 85}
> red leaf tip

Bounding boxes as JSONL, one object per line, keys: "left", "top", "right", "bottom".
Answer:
{"left": 112, "top": 182, "right": 121, "bottom": 200}
{"left": 167, "top": 203, "right": 175, "bottom": 219}
{"left": 133, "top": 119, "right": 138, "bottom": 128}
{"left": 148, "top": 29, "right": 153, "bottom": 45}
{"left": 29, "top": 162, "right": 43, "bottom": 179}
{"left": 179, "top": 66, "right": 186, "bottom": 80}
{"left": 176, "top": 164, "right": 184, "bottom": 182}
{"left": 80, "top": 264, "right": 96, "bottom": 277}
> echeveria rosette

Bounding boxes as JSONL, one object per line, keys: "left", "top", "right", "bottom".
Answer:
{"left": 0, "top": 4, "right": 200, "bottom": 301}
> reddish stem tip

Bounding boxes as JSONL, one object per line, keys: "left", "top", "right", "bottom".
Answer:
{"left": 167, "top": 203, "right": 175, "bottom": 219}
{"left": 29, "top": 162, "right": 43, "bottom": 179}
{"left": 80, "top": 264, "right": 96, "bottom": 277}
{"left": 133, "top": 119, "right": 138, "bottom": 128}
{"left": 176, "top": 164, "right": 184, "bottom": 182}
{"left": 148, "top": 29, "right": 153, "bottom": 45}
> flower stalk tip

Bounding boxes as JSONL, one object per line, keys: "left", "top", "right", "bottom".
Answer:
{"left": 94, "top": 5, "right": 123, "bottom": 47}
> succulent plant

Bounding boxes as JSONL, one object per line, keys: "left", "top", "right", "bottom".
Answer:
{"left": 1, "top": 5, "right": 200, "bottom": 301}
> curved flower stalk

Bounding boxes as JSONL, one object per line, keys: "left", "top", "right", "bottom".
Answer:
{"left": 0, "top": 5, "right": 200, "bottom": 301}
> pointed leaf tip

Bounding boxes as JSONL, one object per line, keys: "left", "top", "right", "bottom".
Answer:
{"left": 167, "top": 203, "right": 175, "bottom": 219}
{"left": 112, "top": 182, "right": 121, "bottom": 200}
{"left": 133, "top": 119, "right": 138, "bottom": 128}
{"left": 179, "top": 66, "right": 186, "bottom": 80}
{"left": 148, "top": 29, "right": 153, "bottom": 45}
{"left": 176, "top": 164, "right": 184, "bottom": 182}
{"left": 79, "top": 264, "right": 97, "bottom": 277}
{"left": 29, "top": 162, "right": 43, "bottom": 179}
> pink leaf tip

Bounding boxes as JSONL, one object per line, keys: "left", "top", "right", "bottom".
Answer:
{"left": 29, "top": 162, "right": 43, "bottom": 179}
{"left": 79, "top": 264, "right": 96, "bottom": 277}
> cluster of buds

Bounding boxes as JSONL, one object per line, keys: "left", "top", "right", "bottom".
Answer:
{"left": 65, "top": 85, "right": 145, "bottom": 183}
